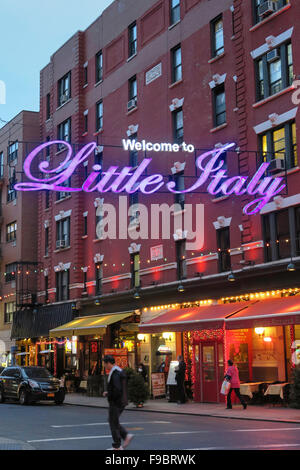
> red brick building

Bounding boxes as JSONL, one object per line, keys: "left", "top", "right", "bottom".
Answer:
{"left": 14, "top": 0, "right": 300, "bottom": 401}
{"left": 0, "top": 111, "right": 39, "bottom": 366}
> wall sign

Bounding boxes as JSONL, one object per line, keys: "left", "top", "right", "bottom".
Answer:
{"left": 14, "top": 140, "right": 286, "bottom": 215}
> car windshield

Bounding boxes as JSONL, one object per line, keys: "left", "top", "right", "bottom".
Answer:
{"left": 22, "top": 367, "right": 52, "bottom": 379}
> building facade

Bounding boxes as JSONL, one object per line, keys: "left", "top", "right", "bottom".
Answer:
{"left": 13, "top": 0, "right": 300, "bottom": 400}
{"left": 0, "top": 111, "right": 40, "bottom": 367}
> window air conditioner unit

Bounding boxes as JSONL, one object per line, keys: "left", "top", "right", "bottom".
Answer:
{"left": 127, "top": 98, "right": 137, "bottom": 111}
{"left": 268, "top": 158, "right": 285, "bottom": 173}
{"left": 266, "top": 49, "right": 279, "bottom": 63}
{"left": 56, "top": 240, "right": 66, "bottom": 249}
{"left": 61, "top": 93, "right": 69, "bottom": 104}
{"left": 258, "top": 1, "right": 277, "bottom": 18}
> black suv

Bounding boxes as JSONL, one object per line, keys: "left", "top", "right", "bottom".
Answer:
{"left": 0, "top": 366, "right": 65, "bottom": 405}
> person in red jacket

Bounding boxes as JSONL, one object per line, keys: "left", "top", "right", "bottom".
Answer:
{"left": 225, "top": 359, "right": 247, "bottom": 410}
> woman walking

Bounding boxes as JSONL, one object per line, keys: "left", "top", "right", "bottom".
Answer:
{"left": 225, "top": 359, "right": 247, "bottom": 410}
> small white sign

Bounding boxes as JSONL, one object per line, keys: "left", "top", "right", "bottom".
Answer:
{"left": 145, "top": 63, "right": 162, "bottom": 85}
{"left": 150, "top": 244, "right": 163, "bottom": 261}
{"left": 167, "top": 361, "right": 179, "bottom": 386}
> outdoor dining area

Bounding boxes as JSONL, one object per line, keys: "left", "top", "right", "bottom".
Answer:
{"left": 239, "top": 381, "right": 291, "bottom": 406}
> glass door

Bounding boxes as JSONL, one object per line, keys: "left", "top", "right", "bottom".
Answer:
{"left": 201, "top": 342, "right": 217, "bottom": 402}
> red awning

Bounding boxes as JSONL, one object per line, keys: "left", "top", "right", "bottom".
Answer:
{"left": 226, "top": 296, "right": 300, "bottom": 330}
{"left": 139, "top": 303, "right": 252, "bottom": 333}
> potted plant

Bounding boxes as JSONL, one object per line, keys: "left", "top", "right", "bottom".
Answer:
{"left": 127, "top": 371, "right": 149, "bottom": 407}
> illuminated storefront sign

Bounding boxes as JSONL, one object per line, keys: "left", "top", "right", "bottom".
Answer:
{"left": 14, "top": 140, "right": 286, "bottom": 215}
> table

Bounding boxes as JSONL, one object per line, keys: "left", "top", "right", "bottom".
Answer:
{"left": 264, "top": 383, "right": 290, "bottom": 400}
{"left": 240, "top": 382, "right": 265, "bottom": 399}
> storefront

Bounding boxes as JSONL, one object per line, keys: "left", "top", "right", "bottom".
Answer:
{"left": 49, "top": 312, "right": 138, "bottom": 382}
{"left": 139, "top": 291, "right": 300, "bottom": 403}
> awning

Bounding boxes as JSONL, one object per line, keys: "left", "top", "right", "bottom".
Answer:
{"left": 50, "top": 312, "right": 133, "bottom": 338}
{"left": 139, "top": 303, "right": 252, "bottom": 333}
{"left": 11, "top": 303, "right": 74, "bottom": 340}
{"left": 226, "top": 296, "right": 300, "bottom": 330}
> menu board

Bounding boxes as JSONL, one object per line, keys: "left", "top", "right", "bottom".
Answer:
{"left": 151, "top": 372, "right": 166, "bottom": 397}
{"left": 166, "top": 361, "right": 179, "bottom": 385}
{"left": 104, "top": 348, "right": 128, "bottom": 369}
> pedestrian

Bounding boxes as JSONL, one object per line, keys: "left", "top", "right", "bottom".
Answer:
{"left": 175, "top": 355, "right": 186, "bottom": 404}
{"left": 103, "top": 355, "right": 134, "bottom": 450}
{"left": 137, "top": 363, "right": 147, "bottom": 382}
{"left": 225, "top": 359, "right": 247, "bottom": 410}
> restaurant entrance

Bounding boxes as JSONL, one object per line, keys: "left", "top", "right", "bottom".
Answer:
{"left": 193, "top": 335, "right": 224, "bottom": 403}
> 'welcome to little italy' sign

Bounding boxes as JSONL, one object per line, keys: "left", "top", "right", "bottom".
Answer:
{"left": 14, "top": 140, "right": 286, "bottom": 215}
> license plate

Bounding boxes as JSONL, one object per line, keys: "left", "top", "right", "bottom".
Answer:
{"left": 47, "top": 393, "right": 55, "bottom": 397}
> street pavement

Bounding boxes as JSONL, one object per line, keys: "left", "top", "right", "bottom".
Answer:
{"left": 65, "top": 393, "right": 300, "bottom": 424}
{"left": 1, "top": 398, "right": 300, "bottom": 451}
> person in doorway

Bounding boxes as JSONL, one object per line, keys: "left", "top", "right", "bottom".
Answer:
{"left": 137, "top": 363, "right": 147, "bottom": 382}
{"left": 175, "top": 355, "right": 186, "bottom": 404}
{"left": 103, "top": 355, "right": 133, "bottom": 450}
{"left": 225, "top": 359, "right": 247, "bottom": 410}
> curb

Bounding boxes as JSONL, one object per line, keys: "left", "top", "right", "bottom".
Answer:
{"left": 64, "top": 402, "right": 300, "bottom": 425}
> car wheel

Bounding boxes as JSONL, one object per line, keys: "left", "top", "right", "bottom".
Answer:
{"left": 19, "top": 389, "right": 28, "bottom": 406}
{"left": 0, "top": 388, "right": 5, "bottom": 403}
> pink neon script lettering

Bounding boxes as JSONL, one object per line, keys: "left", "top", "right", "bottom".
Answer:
{"left": 14, "top": 140, "right": 286, "bottom": 215}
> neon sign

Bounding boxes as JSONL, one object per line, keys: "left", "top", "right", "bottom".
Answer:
{"left": 14, "top": 140, "right": 286, "bottom": 215}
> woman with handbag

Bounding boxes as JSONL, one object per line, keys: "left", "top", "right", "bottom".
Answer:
{"left": 224, "top": 359, "right": 247, "bottom": 410}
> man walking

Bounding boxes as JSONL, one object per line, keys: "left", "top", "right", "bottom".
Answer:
{"left": 225, "top": 359, "right": 247, "bottom": 410}
{"left": 175, "top": 355, "right": 186, "bottom": 404}
{"left": 103, "top": 355, "right": 133, "bottom": 450}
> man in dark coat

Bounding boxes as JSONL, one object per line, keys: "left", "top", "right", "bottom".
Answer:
{"left": 103, "top": 355, "right": 133, "bottom": 450}
{"left": 175, "top": 355, "right": 186, "bottom": 404}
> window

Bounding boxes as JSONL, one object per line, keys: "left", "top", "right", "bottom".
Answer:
{"left": 57, "top": 118, "right": 71, "bottom": 150}
{"left": 173, "top": 108, "right": 184, "bottom": 144}
{"left": 170, "top": 0, "right": 180, "bottom": 25}
{"left": 173, "top": 172, "right": 185, "bottom": 209}
{"left": 4, "top": 302, "right": 16, "bottom": 324}
{"left": 83, "top": 270, "right": 87, "bottom": 293}
{"left": 128, "top": 76, "right": 137, "bottom": 106}
{"left": 45, "top": 227, "right": 49, "bottom": 256}
{"left": 96, "top": 51, "right": 103, "bottom": 83}
{"left": 95, "top": 205, "right": 104, "bottom": 239}
{"left": 95, "top": 262, "right": 103, "bottom": 295}
{"left": 211, "top": 15, "right": 224, "bottom": 57}
{"left": 255, "top": 42, "right": 293, "bottom": 101}
{"left": 129, "top": 133, "right": 138, "bottom": 167}
{"left": 56, "top": 178, "right": 71, "bottom": 201}
{"left": 171, "top": 45, "right": 182, "bottom": 83}
{"left": 8, "top": 141, "right": 18, "bottom": 163}
{"left": 263, "top": 208, "right": 292, "bottom": 261}
{"left": 260, "top": 121, "right": 297, "bottom": 170}
{"left": 83, "top": 63, "right": 88, "bottom": 85}
{"left": 84, "top": 111, "right": 88, "bottom": 133}
{"left": 0, "top": 152, "right": 3, "bottom": 178}
{"left": 5, "top": 263, "right": 17, "bottom": 283}
{"left": 58, "top": 72, "right": 71, "bottom": 106}
{"left": 96, "top": 101, "right": 103, "bottom": 132}
{"left": 7, "top": 184, "right": 17, "bottom": 203}
{"left": 83, "top": 213, "right": 88, "bottom": 236}
{"left": 56, "top": 270, "right": 69, "bottom": 301}
{"left": 45, "top": 191, "right": 50, "bottom": 209}
{"left": 252, "top": 0, "right": 289, "bottom": 25}
{"left": 213, "top": 84, "right": 226, "bottom": 127}
{"left": 130, "top": 253, "right": 140, "bottom": 288}
{"left": 128, "top": 22, "right": 137, "bottom": 57}
{"left": 46, "top": 93, "right": 51, "bottom": 120}
{"left": 217, "top": 227, "right": 231, "bottom": 272}
{"left": 6, "top": 221, "right": 17, "bottom": 242}
{"left": 45, "top": 275, "right": 49, "bottom": 303}
{"left": 56, "top": 217, "right": 70, "bottom": 249}
{"left": 176, "top": 239, "right": 186, "bottom": 280}
{"left": 129, "top": 191, "right": 139, "bottom": 225}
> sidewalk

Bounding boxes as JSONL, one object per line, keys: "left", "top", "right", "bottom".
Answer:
{"left": 65, "top": 393, "right": 300, "bottom": 424}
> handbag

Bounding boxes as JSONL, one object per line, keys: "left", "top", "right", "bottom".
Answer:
{"left": 220, "top": 379, "right": 231, "bottom": 395}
